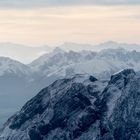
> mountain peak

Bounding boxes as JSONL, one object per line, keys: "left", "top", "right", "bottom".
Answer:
{"left": 99, "top": 41, "right": 119, "bottom": 47}
{"left": 112, "top": 69, "right": 136, "bottom": 79}
{"left": 0, "top": 56, "right": 31, "bottom": 77}
{"left": 52, "top": 47, "right": 65, "bottom": 54}
{"left": 109, "top": 69, "right": 136, "bottom": 85}
{"left": 1, "top": 69, "right": 140, "bottom": 140}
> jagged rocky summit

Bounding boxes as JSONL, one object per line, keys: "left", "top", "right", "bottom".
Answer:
{"left": 0, "top": 69, "right": 140, "bottom": 140}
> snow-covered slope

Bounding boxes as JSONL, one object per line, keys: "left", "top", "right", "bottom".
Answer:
{"left": 30, "top": 47, "right": 140, "bottom": 80}
{"left": 1, "top": 69, "right": 140, "bottom": 140}
{"left": 30, "top": 47, "right": 97, "bottom": 72}
{"left": 0, "top": 57, "right": 31, "bottom": 77}
{"left": 0, "top": 57, "right": 33, "bottom": 126}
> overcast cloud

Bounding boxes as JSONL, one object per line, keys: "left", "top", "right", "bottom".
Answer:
{"left": 0, "top": 0, "right": 140, "bottom": 8}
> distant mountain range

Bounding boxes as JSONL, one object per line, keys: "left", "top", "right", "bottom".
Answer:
{"left": 29, "top": 46, "right": 140, "bottom": 80}
{"left": 1, "top": 69, "right": 140, "bottom": 140}
{"left": 1, "top": 42, "right": 140, "bottom": 126}
{"left": 0, "top": 42, "right": 50, "bottom": 63}
{"left": 0, "top": 41, "right": 140, "bottom": 64}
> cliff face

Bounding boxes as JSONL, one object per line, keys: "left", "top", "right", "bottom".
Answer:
{"left": 0, "top": 69, "right": 140, "bottom": 140}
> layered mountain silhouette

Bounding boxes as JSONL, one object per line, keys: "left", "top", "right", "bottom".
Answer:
{"left": 1, "top": 45, "right": 140, "bottom": 126}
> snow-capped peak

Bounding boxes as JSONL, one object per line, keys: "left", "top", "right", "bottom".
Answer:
{"left": 1, "top": 69, "right": 140, "bottom": 140}
{"left": 52, "top": 47, "right": 65, "bottom": 54}
{"left": 0, "top": 57, "right": 31, "bottom": 76}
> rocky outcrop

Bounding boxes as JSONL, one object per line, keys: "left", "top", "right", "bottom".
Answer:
{"left": 0, "top": 69, "right": 139, "bottom": 140}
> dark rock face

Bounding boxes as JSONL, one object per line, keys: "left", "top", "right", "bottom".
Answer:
{"left": 109, "top": 79, "right": 140, "bottom": 140}
{"left": 0, "top": 69, "right": 140, "bottom": 140}
{"left": 89, "top": 76, "right": 98, "bottom": 82}
{"left": 109, "top": 69, "right": 135, "bottom": 85}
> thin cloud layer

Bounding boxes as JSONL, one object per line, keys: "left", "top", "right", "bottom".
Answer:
{"left": 0, "top": 0, "right": 139, "bottom": 8}
{"left": 0, "top": 6, "right": 139, "bottom": 46}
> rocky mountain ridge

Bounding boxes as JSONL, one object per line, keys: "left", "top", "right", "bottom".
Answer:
{"left": 0, "top": 69, "right": 139, "bottom": 140}
{"left": 1, "top": 47, "right": 140, "bottom": 126}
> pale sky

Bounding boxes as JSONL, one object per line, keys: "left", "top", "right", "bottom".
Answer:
{"left": 0, "top": 1, "right": 139, "bottom": 46}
